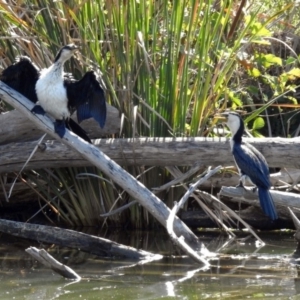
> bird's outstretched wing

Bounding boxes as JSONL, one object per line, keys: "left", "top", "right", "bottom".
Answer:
{"left": 1, "top": 57, "right": 94, "bottom": 143}
{"left": 232, "top": 142, "right": 271, "bottom": 189}
{"left": 65, "top": 71, "right": 107, "bottom": 128}
{"left": 1, "top": 56, "right": 40, "bottom": 103}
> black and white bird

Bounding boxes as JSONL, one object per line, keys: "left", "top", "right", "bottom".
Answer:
{"left": 221, "top": 111, "right": 278, "bottom": 220}
{"left": 0, "top": 44, "right": 106, "bottom": 143}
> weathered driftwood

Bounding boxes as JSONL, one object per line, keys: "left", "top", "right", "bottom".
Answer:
{"left": 195, "top": 169, "right": 300, "bottom": 189}
{"left": 0, "top": 105, "right": 120, "bottom": 144}
{"left": 220, "top": 186, "right": 300, "bottom": 218}
{"left": 167, "top": 166, "right": 222, "bottom": 265}
{"left": 1, "top": 137, "right": 300, "bottom": 173}
{"left": 220, "top": 187, "right": 300, "bottom": 219}
{"left": 0, "top": 219, "right": 155, "bottom": 259}
{"left": 25, "top": 247, "right": 81, "bottom": 280}
{"left": 0, "top": 81, "right": 209, "bottom": 258}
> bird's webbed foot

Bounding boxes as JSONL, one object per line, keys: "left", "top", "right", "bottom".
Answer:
{"left": 31, "top": 105, "right": 46, "bottom": 115}
{"left": 54, "top": 119, "right": 66, "bottom": 138}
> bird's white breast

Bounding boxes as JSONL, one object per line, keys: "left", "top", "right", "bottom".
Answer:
{"left": 35, "top": 65, "right": 70, "bottom": 120}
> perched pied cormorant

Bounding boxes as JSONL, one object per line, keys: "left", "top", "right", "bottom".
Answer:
{"left": 0, "top": 44, "right": 106, "bottom": 143}
{"left": 221, "top": 111, "right": 278, "bottom": 220}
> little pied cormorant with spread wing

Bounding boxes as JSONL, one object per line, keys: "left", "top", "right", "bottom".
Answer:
{"left": 0, "top": 44, "right": 106, "bottom": 143}
{"left": 221, "top": 111, "right": 278, "bottom": 220}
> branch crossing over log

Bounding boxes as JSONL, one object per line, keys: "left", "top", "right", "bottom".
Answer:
{"left": 1, "top": 137, "right": 300, "bottom": 173}
{"left": 0, "top": 80, "right": 209, "bottom": 258}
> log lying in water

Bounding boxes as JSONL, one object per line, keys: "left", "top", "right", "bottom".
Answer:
{"left": 0, "top": 219, "right": 155, "bottom": 259}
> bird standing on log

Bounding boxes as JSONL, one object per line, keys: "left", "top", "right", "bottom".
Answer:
{"left": 0, "top": 44, "right": 106, "bottom": 143}
{"left": 220, "top": 111, "right": 278, "bottom": 220}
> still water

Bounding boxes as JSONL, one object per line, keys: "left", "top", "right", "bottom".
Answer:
{"left": 0, "top": 230, "right": 298, "bottom": 299}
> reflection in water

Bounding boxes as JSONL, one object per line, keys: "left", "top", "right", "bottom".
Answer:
{"left": 0, "top": 230, "right": 298, "bottom": 299}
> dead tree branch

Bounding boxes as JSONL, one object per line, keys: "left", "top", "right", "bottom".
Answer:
{"left": 0, "top": 81, "right": 209, "bottom": 259}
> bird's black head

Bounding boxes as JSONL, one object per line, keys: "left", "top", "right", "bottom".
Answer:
{"left": 54, "top": 44, "right": 78, "bottom": 63}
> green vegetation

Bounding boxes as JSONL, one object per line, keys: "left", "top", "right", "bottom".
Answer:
{"left": 0, "top": 0, "right": 299, "bottom": 227}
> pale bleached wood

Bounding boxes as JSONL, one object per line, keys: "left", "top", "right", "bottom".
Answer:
{"left": 194, "top": 169, "right": 300, "bottom": 189}
{"left": 0, "top": 104, "right": 120, "bottom": 144}
{"left": 220, "top": 186, "right": 300, "bottom": 208}
{"left": 0, "top": 137, "right": 300, "bottom": 173}
{"left": 167, "top": 166, "right": 222, "bottom": 265}
{"left": 0, "top": 81, "right": 209, "bottom": 257}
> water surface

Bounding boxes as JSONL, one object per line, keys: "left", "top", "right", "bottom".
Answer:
{"left": 0, "top": 230, "right": 298, "bottom": 299}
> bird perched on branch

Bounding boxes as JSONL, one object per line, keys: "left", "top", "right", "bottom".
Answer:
{"left": 0, "top": 44, "right": 106, "bottom": 143}
{"left": 220, "top": 111, "right": 278, "bottom": 220}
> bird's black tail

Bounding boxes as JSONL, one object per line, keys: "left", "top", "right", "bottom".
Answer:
{"left": 258, "top": 188, "right": 278, "bottom": 220}
{"left": 66, "top": 119, "right": 92, "bottom": 143}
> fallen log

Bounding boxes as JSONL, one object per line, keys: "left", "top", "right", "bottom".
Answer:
{"left": 220, "top": 186, "right": 300, "bottom": 209}
{"left": 0, "top": 137, "right": 300, "bottom": 173}
{"left": 220, "top": 186, "right": 300, "bottom": 218}
{"left": 0, "top": 81, "right": 210, "bottom": 260}
{"left": 0, "top": 105, "right": 120, "bottom": 144}
{"left": 0, "top": 219, "right": 156, "bottom": 259}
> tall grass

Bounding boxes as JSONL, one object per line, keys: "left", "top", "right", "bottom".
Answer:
{"left": 0, "top": 0, "right": 295, "bottom": 227}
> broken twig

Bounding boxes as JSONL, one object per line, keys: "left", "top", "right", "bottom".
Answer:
{"left": 26, "top": 247, "right": 81, "bottom": 280}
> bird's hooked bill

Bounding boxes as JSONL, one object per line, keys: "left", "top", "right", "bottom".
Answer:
{"left": 214, "top": 112, "right": 228, "bottom": 122}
